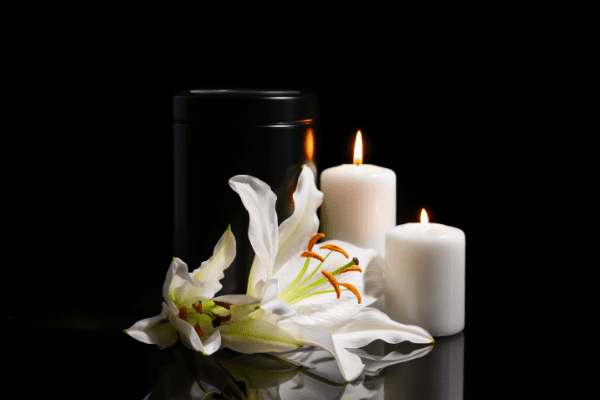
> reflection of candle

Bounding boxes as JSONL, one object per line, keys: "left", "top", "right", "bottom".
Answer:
{"left": 384, "top": 332, "right": 465, "bottom": 400}
{"left": 384, "top": 209, "right": 465, "bottom": 337}
{"left": 320, "top": 131, "right": 396, "bottom": 257}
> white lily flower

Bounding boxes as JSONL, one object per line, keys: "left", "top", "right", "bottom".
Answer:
{"left": 126, "top": 165, "right": 433, "bottom": 382}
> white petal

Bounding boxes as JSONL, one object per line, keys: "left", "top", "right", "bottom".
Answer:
{"left": 261, "top": 299, "right": 297, "bottom": 317}
{"left": 220, "top": 310, "right": 303, "bottom": 354}
{"left": 260, "top": 279, "right": 280, "bottom": 304}
{"left": 229, "top": 175, "right": 279, "bottom": 294}
{"left": 273, "top": 165, "right": 323, "bottom": 277}
{"left": 212, "top": 294, "right": 262, "bottom": 306}
{"left": 190, "top": 225, "right": 236, "bottom": 298}
{"left": 279, "top": 321, "right": 365, "bottom": 382}
{"left": 168, "top": 267, "right": 206, "bottom": 307}
{"left": 125, "top": 302, "right": 178, "bottom": 349}
{"left": 162, "top": 257, "right": 195, "bottom": 304}
{"left": 330, "top": 307, "right": 434, "bottom": 348}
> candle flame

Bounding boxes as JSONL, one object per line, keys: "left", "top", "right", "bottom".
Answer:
{"left": 420, "top": 208, "right": 429, "bottom": 224}
{"left": 353, "top": 130, "right": 363, "bottom": 165}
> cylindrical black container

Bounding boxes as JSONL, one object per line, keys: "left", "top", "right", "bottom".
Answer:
{"left": 174, "top": 89, "right": 319, "bottom": 296}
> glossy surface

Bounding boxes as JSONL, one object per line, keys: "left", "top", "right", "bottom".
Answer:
{"left": 7, "top": 289, "right": 479, "bottom": 400}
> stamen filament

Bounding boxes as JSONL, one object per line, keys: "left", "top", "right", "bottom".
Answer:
{"left": 284, "top": 258, "right": 359, "bottom": 302}
{"left": 283, "top": 251, "right": 332, "bottom": 302}
{"left": 278, "top": 257, "right": 311, "bottom": 299}
{"left": 299, "top": 251, "right": 332, "bottom": 287}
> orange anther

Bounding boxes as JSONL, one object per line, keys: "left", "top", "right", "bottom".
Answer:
{"left": 339, "top": 283, "right": 362, "bottom": 304}
{"left": 301, "top": 251, "right": 325, "bottom": 262}
{"left": 321, "top": 270, "right": 340, "bottom": 298}
{"left": 307, "top": 233, "right": 325, "bottom": 251}
{"left": 194, "top": 323, "right": 205, "bottom": 338}
{"left": 193, "top": 301, "right": 202, "bottom": 314}
{"left": 178, "top": 306, "right": 188, "bottom": 321}
{"left": 339, "top": 266, "right": 362, "bottom": 274}
{"left": 214, "top": 301, "right": 231, "bottom": 310}
{"left": 319, "top": 244, "right": 349, "bottom": 259}
{"left": 216, "top": 314, "right": 231, "bottom": 323}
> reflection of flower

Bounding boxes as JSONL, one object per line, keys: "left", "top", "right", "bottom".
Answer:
{"left": 126, "top": 165, "right": 433, "bottom": 382}
{"left": 145, "top": 343, "right": 433, "bottom": 400}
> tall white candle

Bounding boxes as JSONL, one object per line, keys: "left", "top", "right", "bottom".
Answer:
{"left": 384, "top": 209, "right": 465, "bottom": 337}
{"left": 319, "top": 131, "right": 396, "bottom": 257}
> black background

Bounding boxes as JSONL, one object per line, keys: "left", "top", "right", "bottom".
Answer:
{"left": 5, "top": 3, "right": 598, "bottom": 398}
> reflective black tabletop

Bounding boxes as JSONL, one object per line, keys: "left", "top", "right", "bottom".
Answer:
{"left": 7, "top": 287, "right": 485, "bottom": 399}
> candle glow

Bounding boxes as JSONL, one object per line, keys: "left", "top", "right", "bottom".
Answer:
{"left": 353, "top": 130, "right": 363, "bottom": 165}
{"left": 304, "top": 128, "right": 315, "bottom": 162}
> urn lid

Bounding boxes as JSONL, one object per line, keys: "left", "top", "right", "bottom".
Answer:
{"left": 173, "top": 88, "right": 319, "bottom": 125}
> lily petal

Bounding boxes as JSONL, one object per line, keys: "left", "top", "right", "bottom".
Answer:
{"left": 273, "top": 165, "right": 323, "bottom": 277}
{"left": 212, "top": 294, "right": 262, "bottom": 306}
{"left": 330, "top": 307, "right": 434, "bottom": 349}
{"left": 220, "top": 310, "right": 303, "bottom": 354}
{"left": 279, "top": 321, "right": 365, "bottom": 382}
{"left": 229, "top": 175, "right": 279, "bottom": 295}
{"left": 125, "top": 302, "right": 178, "bottom": 349}
{"left": 190, "top": 225, "right": 236, "bottom": 298}
{"left": 262, "top": 299, "right": 297, "bottom": 317}
{"left": 162, "top": 257, "right": 196, "bottom": 305}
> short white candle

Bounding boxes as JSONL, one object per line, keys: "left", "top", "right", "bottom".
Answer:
{"left": 320, "top": 131, "right": 396, "bottom": 257}
{"left": 384, "top": 209, "right": 465, "bottom": 337}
